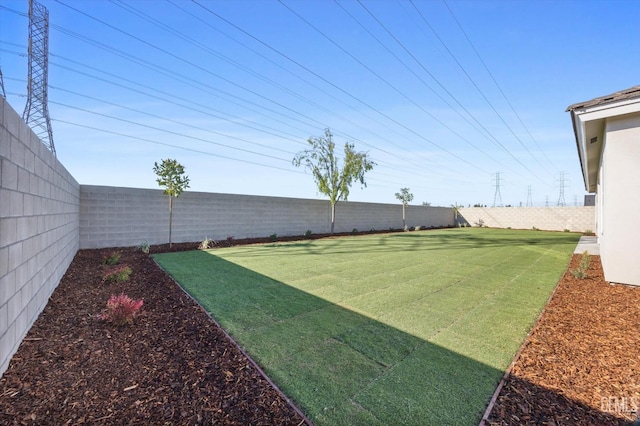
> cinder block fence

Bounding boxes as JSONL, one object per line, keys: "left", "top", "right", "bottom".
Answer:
{"left": 0, "top": 98, "right": 80, "bottom": 376}
{"left": 458, "top": 206, "right": 595, "bottom": 233}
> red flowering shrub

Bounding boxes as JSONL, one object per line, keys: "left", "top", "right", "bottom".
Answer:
{"left": 98, "top": 293, "right": 143, "bottom": 326}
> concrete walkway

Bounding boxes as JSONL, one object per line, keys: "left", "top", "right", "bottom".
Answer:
{"left": 574, "top": 235, "right": 600, "bottom": 255}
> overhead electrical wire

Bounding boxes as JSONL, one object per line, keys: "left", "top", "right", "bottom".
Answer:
{"left": 0, "top": 1, "right": 547, "bottom": 196}
{"left": 47, "top": 99, "right": 294, "bottom": 163}
{"left": 193, "top": 0, "right": 487, "bottom": 175}
{"left": 163, "top": 0, "right": 439, "bottom": 170}
{"left": 279, "top": 0, "right": 489, "bottom": 174}
{"left": 441, "top": 0, "right": 559, "bottom": 172}
{"left": 331, "top": 0, "right": 515, "bottom": 174}
{"left": 356, "top": 0, "right": 546, "bottom": 184}
{"left": 408, "top": 0, "right": 553, "bottom": 176}
{"left": 88, "top": 0, "right": 476, "bottom": 177}
{"left": 111, "top": 0, "right": 436, "bottom": 173}
{"left": 35, "top": 3, "right": 475, "bottom": 176}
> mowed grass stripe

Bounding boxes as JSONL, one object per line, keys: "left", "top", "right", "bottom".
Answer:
{"left": 154, "top": 228, "right": 580, "bottom": 425}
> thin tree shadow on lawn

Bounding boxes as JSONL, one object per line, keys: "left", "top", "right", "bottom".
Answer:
{"left": 154, "top": 250, "right": 616, "bottom": 425}
{"left": 212, "top": 229, "right": 581, "bottom": 259}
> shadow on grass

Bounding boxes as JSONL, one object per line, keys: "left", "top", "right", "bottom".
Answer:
{"left": 153, "top": 248, "right": 611, "bottom": 425}
{"left": 211, "top": 228, "right": 581, "bottom": 260}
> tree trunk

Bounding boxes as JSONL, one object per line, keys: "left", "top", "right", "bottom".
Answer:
{"left": 169, "top": 196, "right": 173, "bottom": 248}
{"left": 330, "top": 202, "right": 336, "bottom": 234}
{"left": 402, "top": 204, "right": 406, "bottom": 230}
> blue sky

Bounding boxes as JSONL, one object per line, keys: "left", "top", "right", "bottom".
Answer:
{"left": 1, "top": 0, "right": 638, "bottom": 207}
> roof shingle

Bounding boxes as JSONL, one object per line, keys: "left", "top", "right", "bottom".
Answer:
{"left": 566, "top": 85, "right": 640, "bottom": 111}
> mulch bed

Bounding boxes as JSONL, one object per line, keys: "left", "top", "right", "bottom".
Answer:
{"left": 0, "top": 242, "right": 309, "bottom": 425}
{"left": 2, "top": 233, "right": 639, "bottom": 424}
{"left": 485, "top": 253, "right": 640, "bottom": 425}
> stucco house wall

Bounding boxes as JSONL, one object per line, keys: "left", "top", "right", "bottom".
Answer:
{"left": 598, "top": 113, "right": 640, "bottom": 284}
{"left": 568, "top": 86, "right": 640, "bottom": 286}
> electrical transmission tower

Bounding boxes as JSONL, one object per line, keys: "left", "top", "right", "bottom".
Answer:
{"left": 492, "top": 172, "right": 503, "bottom": 207}
{"left": 545, "top": 195, "right": 549, "bottom": 207}
{"left": 556, "top": 172, "right": 567, "bottom": 206}
{"left": 526, "top": 185, "right": 533, "bottom": 207}
{"left": 22, "top": 0, "right": 55, "bottom": 156}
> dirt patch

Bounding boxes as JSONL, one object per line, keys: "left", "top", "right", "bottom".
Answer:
{"left": 486, "top": 254, "right": 640, "bottom": 425}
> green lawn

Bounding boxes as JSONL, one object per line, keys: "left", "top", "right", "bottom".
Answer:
{"left": 154, "top": 228, "right": 580, "bottom": 425}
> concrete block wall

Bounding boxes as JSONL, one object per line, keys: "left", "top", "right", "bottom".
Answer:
{"left": 458, "top": 206, "right": 595, "bottom": 232}
{"left": 79, "top": 185, "right": 455, "bottom": 249}
{"left": 0, "top": 98, "right": 80, "bottom": 376}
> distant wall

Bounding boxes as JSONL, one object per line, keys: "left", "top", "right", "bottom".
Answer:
{"left": 79, "top": 185, "right": 454, "bottom": 249}
{"left": 0, "top": 98, "right": 80, "bottom": 376}
{"left": 458, "top": 206, "right": 595, "bottom": 232}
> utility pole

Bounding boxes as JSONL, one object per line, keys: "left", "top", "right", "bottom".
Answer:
{"left": 545, "top": 195, "right": 549, "bottom": 207}
{"left": 492, "top": 172, "right": 503, "bottom": 207}
{"left": 22, "top": 0, "right": 55, "bottom": 156}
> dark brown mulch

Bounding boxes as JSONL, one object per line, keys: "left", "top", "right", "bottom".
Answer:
{"left": 0, "top": 247, "right": 309, "bottom": 425}
{"left": 486, "top": 254, "right": 640, "bottom": 425}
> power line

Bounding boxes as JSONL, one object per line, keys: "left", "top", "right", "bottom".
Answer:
{"left": 442, "top": 0, "right": 559, "bottom": 173}
{"left": 164, "top": 0, "right": 448, "bottom": 172}
{"left": 357, "top": 0, "right": 544, "bottom": 183}
{"left": 1, "top": 1, "right": 563, "bottom": 202}
{"left": 330, "top": 0, "right": 512, "bottom": 172}
{"left": 53, "top": 118, "right": 305, "bottom": 174}
{"left": 409, "top": 0, "right": 552, "bottom": 176}
{"left": 193, "top": 0, "right": 487, "bottom": 174}
{"left": 35, "top": 5, "right": 465, "bottom": 177}
{"left": 48, "top": 99, "right": 294, "bottom": 163}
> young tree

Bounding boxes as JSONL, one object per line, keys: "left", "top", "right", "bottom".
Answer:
{"left": 293, "top": 129, "right": 375, "bottom": 234}
{"left": 153, "top": 159, "right": 190, "bottom": 247}
{"left": 395, "top": 188, "right": 414, "bottom": 230}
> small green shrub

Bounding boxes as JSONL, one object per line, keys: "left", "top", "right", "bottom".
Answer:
{"left": 199, "top": 237, "right": 213, "bottom": 250}
{"left": 226, "top": 236, "right": 234, "bottom": 246}
{"left": 103, "top": 265, "right": 132, "bottom": 283}
{"left": 564, "top": 228, "right": 570, "bottom": 233}
{"left": 102, "top": 251, "right": 120, "bottom": 265}
{"left": 351, "top": 228, "right": 359, "bottom": 235}
{"left": 305, "top": 230, "right": 313, "bottom": 239}
{"left": 137, "top": 241, "right": 150, "bottom": 254}
{"left": 584, "top": 229, "right": 594, "bottom": 235}
{"left": 570, "top": 250, "right": 590, "bottom": 279}
{"left": 579, "top": 250, "right": 591, "bottom": 270}
{"left": 532, "top": 226, "right": 539, "bottom": 231}
{"left": 269, "top": 233, "right": 278, "bottom": 242}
